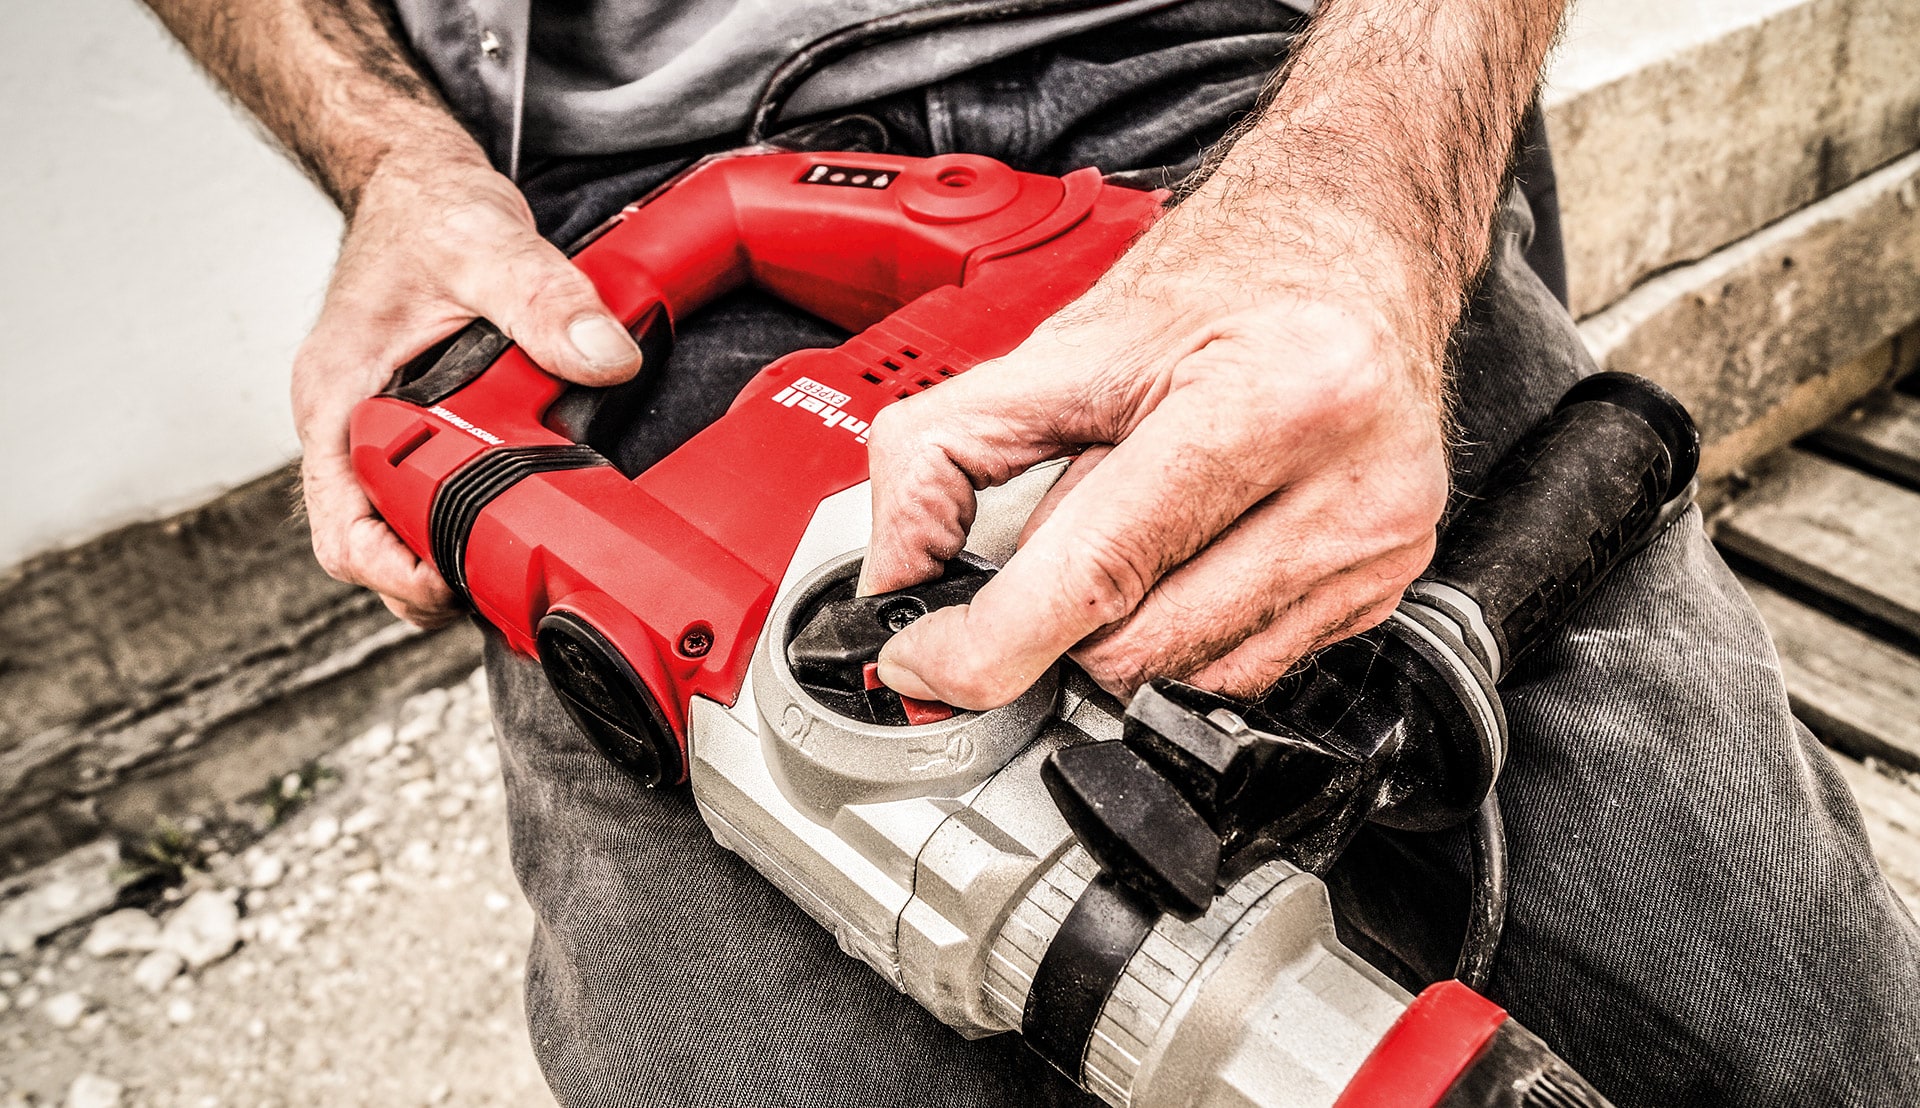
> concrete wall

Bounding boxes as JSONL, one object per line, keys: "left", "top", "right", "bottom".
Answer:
{"left": 0, "top": 2, "right": 340, "bottom": 568}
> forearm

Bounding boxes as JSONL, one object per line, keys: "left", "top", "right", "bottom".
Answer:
{"left": 1152, "top": 0, "right": 1567, "bottom": 393}
{"left": 140, "top": 0, "right": 481, "bottom": 214}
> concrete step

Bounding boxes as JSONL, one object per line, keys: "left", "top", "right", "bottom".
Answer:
{"left": 1576, "top": 151, "right": 1920, "bottom": 481}
{"left": 0, "top": 470, "right": 480, "bottom": 879}
{"left": 1546, "top": 0, "right": 1920, "bottom": 319}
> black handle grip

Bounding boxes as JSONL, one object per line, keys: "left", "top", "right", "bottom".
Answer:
{"left": 1421, "top": 372, "right": 1697, "bottom": 671}
{"left": 381, "top": 319, "right": 513, "bottom": 407}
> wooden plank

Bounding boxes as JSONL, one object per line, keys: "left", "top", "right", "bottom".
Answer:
{"left": 1716, "top": 449, "right": 1920, "bottom": 640}
{"left": 1741, "top": 576, "right": 1920, "bottom": 771}
{"left": 1829, "top": 755, "right": 1920, "bottom": 918}
{"left": 1810, "top": 389, "right": 1920, "bottom": 489}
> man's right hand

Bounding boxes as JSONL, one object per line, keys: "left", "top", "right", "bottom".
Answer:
{"left": 291, "top": 141, "right": 643, "bottom": 627}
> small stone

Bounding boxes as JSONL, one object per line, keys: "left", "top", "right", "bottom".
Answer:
{"left": 396, "top": 716, "right": 437, "bottom": 747}
{"left": 462, "top": 742, "right": 500, "bottom": 779}
{"left": 270, "top": 922, "right": 305, "bottom": 952}
{"left": 398, "top": 841, "right": 435, "bottom": 873}
{"left": 247, "top": 1017, "right": 266, "bottom": 1039}
{"left": 399, "top": 687, "right": 451, "bottom": 738}
{"left": 64, "top": 1073, "right": 122, "bottom": 1108}
{"left": 397, "top": 779, "right": 435, "bottom": 807}
{"left": 82, "top": 910, "right": 161, "bottom": 958}
{"left": 0, "top": 841, "right": 122, "bottom": 955}
{"left": 78, "top": 1012, "right": 106, "bottom": 1036}
{"left": 0, "top": 969, "right": 19, "bottom": 988}
{"left": 165, "top": 997, "right": 194, "bottom": 1025}
{"left": 279, "top": 772, "right": 303, "bottom": 799}
{"left": 354, "top": 722, "right": 396, "bottom": 760}
{"left": 343, "top": 871, "right": 382, "bottom": 897}
{"left": 16, "top": 986, "right": 41, "bottom": 1009}
{"left": 435, "top": 796, "right": 468, "bottom": 820}
{"left": 42, "top": 990, "right": 87, "bottom": 1029}
{"left": 160, "top": 889, "right": 240, "bottom": 969}
{"left": 305, "top": 815, "right": 340, "bottom": 851}
{"left": 426, "top": 1083, "right": 450, "bottom": 1104}
{"left": 246, "top": 854, "right": 286, "bottom": 890}
{"left": 483, "top": 891, "right": 511, "bottom": 914}
{"left": 342, "top": 806, "right": 383, "bottom": 837}
{"left": 132, "top": 949, "right": 184, "bottom": 993}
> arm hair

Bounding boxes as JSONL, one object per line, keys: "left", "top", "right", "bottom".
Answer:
{"left": 138, "top": 0, "right": 481, "bottom": 214}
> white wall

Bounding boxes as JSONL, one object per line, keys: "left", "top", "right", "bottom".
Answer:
{"left": 0, "top": 1, "right": 341, "bottom": 567}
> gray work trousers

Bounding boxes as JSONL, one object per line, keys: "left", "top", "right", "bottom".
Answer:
{"left": 473, "top": 2, "right": 1920, "bottom": 1104}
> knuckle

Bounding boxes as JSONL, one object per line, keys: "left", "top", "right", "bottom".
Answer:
{"left": 1075, "top": 643, "right": 1153, "bottom": 698}
{"left": 504, "top": 266, "right": 568, "bottom": 319}
{"left": 1062, "top": 534, "right": 1158, "bottom": 628}
{"left": 439, "top": 198, "right": 519, "bottom": 245}
{"left": 865, "top": 404, "right": 920, "bottom": 456}
{"left": 310, "top": 537, "right": 352, "bottom": 584}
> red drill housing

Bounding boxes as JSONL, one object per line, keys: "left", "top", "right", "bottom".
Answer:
{"left": 349, "top": 150, "right": 1164, "bottom": 784}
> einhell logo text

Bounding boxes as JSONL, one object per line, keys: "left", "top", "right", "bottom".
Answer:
{"left": 771, "top": 377, "right": 871, "bottom": 445}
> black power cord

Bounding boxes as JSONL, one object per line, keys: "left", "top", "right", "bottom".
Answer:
{"left": 1455, "top": 794, "right": 1509, "bottom": 990}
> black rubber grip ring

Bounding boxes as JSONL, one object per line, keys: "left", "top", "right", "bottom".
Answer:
{"left": 1022, "top": 871, "right": 1159, "bottom": 1083}
{"left": 428, "top": 445, "right": 606, "bottom": 603}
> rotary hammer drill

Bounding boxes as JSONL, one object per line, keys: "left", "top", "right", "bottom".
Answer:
{"left": 350, "top": 149, "right": 1696, "bottom": 1107}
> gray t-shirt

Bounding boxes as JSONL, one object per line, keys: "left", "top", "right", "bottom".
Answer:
{"left": 395, "top": 0, "right": 1182, "bottom": 174}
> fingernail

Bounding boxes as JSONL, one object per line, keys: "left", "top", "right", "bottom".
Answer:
{"left": 568, "top": 315, "right": 640, "bottom": 369}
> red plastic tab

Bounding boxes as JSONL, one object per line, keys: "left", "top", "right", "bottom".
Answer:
{"left": 861, "top": 662, "right": 957, "bottom": 725}
{"left": 1332, "top": 981, "right": 1508, "bottom": 1108}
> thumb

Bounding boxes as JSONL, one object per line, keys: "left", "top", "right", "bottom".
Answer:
{"left": 456, "top": 228, "right": 642, "bottom": 387}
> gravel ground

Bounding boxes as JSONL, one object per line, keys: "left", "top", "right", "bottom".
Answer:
{"left": 0, "top": 669, "right": 555, "bottom": 1108}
